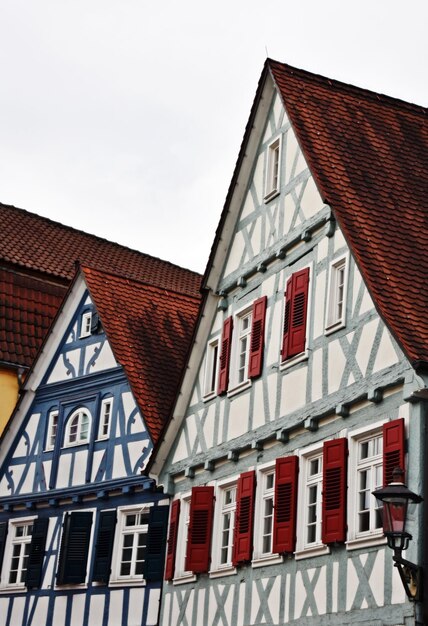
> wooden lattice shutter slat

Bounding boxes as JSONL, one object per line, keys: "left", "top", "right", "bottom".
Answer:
{"left": 165, "top": 500, "right": 180, "bottom": 581}
{"left": 273, "top": 456, "right": 298, "bottom": 553}
{"left": 144, "top": 506, "right": 169, "bottom": 582}
{"left": 322, "top": 438, "right": 347, "bottom": 544}
{"left": 185, "top": 486, "right": 214, "bottom": 574}
{"left": 383, "top": 418, "right": 405, "bottom": 486}
{"left": 248, "top": 297, "right": 267, "bottom": 379}
{"left": 57, "top": 512, "right": 93, "bottom": 585}
{"left": 25, "top": 517, "right": 49, "bottom": 589}
{"left": 232, "top": 471, "right": 256, "bottom": 566}
{"left": 217, "top": 317, "right": 233, "bottom": 395}
{"left": 0, "top": 522, "right": 8, "bottom": 583}
{"left": 92, "top": 510, "right": 117, "bottom": 584}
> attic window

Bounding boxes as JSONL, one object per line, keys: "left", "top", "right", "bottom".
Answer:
{"left": 64, "top": 408, "right": 91, "bottom": 446}
{"left": 80, "top": 311, "right": 92, "bottom": 338}
{"left": 265, "top": 138, "right": 281, "bottom": 200}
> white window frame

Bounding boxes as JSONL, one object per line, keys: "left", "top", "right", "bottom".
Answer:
{"left": 210, "top": 478, "right": 237, "bottom": 576}
{"left": 265, "top": 137, "right": 282, "bottom": 201}
{"left": 252, "top": 463, "right": 282, "bottom": 567}
{"left": 295, "top": 444, "right": 330, "bottom": 560}
{"left": 110, "top": 506, "right": 149, "bottom": 586}
{"left": 203, "top": 338, "right": 219, "bottom": 399}
{"left": 64, "top": 408, "right": 92, "bottom": 447}
{"left": 325, "top": 253, "right": 349, "bottom": 333}
{"left": 46, "top": 409, "right": 59, "bottom": 451}
{"left": 80, "top": 311, "right": 92, "bottom": 338}
{"left": 173, "top": 493, "right": 196, "bottom": 584}
{"left": 347, "top": 422, "right": 387, "bottom": 550}
{"left": 228, "top": 305, "right": 252, "bottom": 394}
{"left": 1, "top": 516, "right": 36, "bottom": 590}
{"left": 98, "top": 398, "right": 113, "bottom": 440}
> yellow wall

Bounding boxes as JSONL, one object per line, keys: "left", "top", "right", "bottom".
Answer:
{"left": 0, "top": 368, "right": 19, "bottom": 435}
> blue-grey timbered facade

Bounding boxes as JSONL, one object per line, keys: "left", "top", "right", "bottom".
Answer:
{"left": 151, "top": 62, "right": 427, "bottom": 626}
{"left": 0, "top": 272, "right": 171, "bottom": 626}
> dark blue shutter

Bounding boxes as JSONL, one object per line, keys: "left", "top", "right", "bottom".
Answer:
{"left": 57, "top": 512, "right": 93, "bottom": 585}
{"left": 143, "top": 506, "right": 169, "bottom": 582}
{"left": 0, "top": 522, "right": 8, "bottom": 582}
{"left": 25, "top": 517, "right": 49, "bottom": 589}
{"left": 92, "top": 511, "right": 117, "bottom": 584}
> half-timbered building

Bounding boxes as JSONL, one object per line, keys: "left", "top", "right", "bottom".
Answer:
{"left": 150, "top": 60, "right": 428, "bottom": 625}
{"left": 0, "top": 262, "right": 200, "bottom": 626}
{"left": 0, "top": 203, "right": 201, "bottom": 434}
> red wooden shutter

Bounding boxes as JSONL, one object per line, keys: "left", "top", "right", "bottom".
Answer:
{"left": 282, "top": 268, "right": 309, "bottom": 360}
{"left": 248, "top": 297, "right": 267, "bottom": 379}
{"left": 185, "top": 486, "right": 215, "bottom": 574}
{"left": 383, "top": 418, "right": 405, "bottom": 486}
{"left": 288, "top": 268, "right": 309, "bottom": 358}
{"left": 232, "top": 471, "right": 256, "bottom": 566}
{"left": 165, "top": 499, "right": 180, "bottom": 581}
{"left": 273, "top": 456, "right": 298, "bottom": 553}
{"left": 281, "top": 276, "right": 293, "bottom": 360}
{"left": 217, "top": 317, "right": 233, "bottom": 395}
{"left": 322, "top": 438, "right": 348, "bottom": 544}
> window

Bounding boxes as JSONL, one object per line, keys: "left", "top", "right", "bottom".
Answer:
{"left": 281, "top": 267, "right": 310, "bottom": 363}
{"left": 7, "top": 520, "right": 34, "bottom": 586}
{"left": 326, "top": 256, "right": 348, "bottom": 330}
{"left": 46, "top": 410, "right": 58, "bottom": 450}
{"left": 218, "top": 297, "right": 267, "bottom": 395}
{"left": 211, "top": 484, "right": 237, "bottom": 571}
{"left": 174, "top": 496, "right": 194, "bottom": 580}
{"left": 302, "top": 454, "right": 323, "bottom": 548}
{"left": 254, "top": 469, "right": 275, "bottom": 559}
{"left": 203, "top": 339, "right": 219, "bottom": 397}
{"left": 265, "top": 138, "right": 281, "bottom": 199}
{"left": 116, "top": 509, "right": 149, "bottom": 579}
{"left": 356, "top": 433, "right": 383, "bottom": 535}
{"left": 80, "top": 311, "right": 92, "bottom": 338}
{"left": 64, "top": 408, "right": 91, "bottom": 446}
{"left": 234, "top": 309, "right": 252, "bottom": 387}
{"left": 98, "top": 398, "right": 113, "bottom": 439}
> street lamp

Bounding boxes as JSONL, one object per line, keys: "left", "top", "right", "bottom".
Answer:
{"left": 372, "top": 467, "right": 423, "bottom": 601}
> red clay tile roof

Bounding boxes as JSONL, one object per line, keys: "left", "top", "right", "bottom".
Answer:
{"left": 0, "top": 202, "right": 201, "bottom": 368}
{"left": 0, "top": 268, "right": 64, "bottom": 366}
{"left": 267, "top": 60, "right": 428, "bottom": 366}
{"left": 81, "top": 265, "right": 201, "bottom": 442}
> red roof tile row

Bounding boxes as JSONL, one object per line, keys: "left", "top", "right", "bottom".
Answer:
{"left": 81, "top": 266, "right": 201, "bottom": 442}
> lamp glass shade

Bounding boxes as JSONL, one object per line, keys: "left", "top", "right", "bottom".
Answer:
{"left": 382, "top": 497, "right": 408, "bottom": 535}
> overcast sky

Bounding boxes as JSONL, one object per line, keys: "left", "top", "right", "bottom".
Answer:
{"left": 1, "top": 1, "right": 427, "bottom": 273}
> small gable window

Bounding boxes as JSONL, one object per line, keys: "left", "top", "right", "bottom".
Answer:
{"left": 325, "top": 255, "right": 348, "bottom": 332}
{"left": 265, "top": 137, "right": 281, "bottom": 200}
{"left": 65, "top": 408, "right": 91, "bottom": 446}
{"left": 46, "top": 410, "right": 59, "bottom": 450}
{"left": 80, "top": 311, "right": 92, "bottom": 338}
{"left": 203, "top": 339, "right": 219, "bottom": 398}
{"left": 98, "top": 398, "right": 113, "bottom": 439}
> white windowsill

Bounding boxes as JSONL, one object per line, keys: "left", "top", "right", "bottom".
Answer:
{"left": 209, "top": 565, "right": 237, "bottom": 579}
{"left": 264, "top": 189, "right": 280, "bottom": 203}
{"left": 252, "top": 554, "right": 283, "bottom": 568}
{"left": 202, "top": 391, "right": 216, "bottom": 403}
{"left": 346, "top": 533, "right": 387, "bottom": 551}
{"left": 280, "top": 351, "right": 308, "bottom": 371}
{"left": 324, "top": 320, "right": 346, "bottom": 336}
{"left": 172, "top": 573, "right": 197, "bottom": 586}
{"left": 294, "top": 544, "right": 330, "bottom": 560}
{"left": 109, "top": 578, "right": 146, "bottom": 588}
{"left": 227, "top": 379, "right": 252, "bottom": 398}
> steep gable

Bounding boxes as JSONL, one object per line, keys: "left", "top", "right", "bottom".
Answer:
{"left": 0, "top": 202, "right": 201, "bottom": 370}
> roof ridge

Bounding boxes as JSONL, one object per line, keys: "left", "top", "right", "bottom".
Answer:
{"left": 81, "top": 264, "right": 202, "bottom": 303}
{"left": 0, "top": 201, "right": 201, "bottom": 280}
{"left": 267, "top": 58, "right": 428, "bottom": 114}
